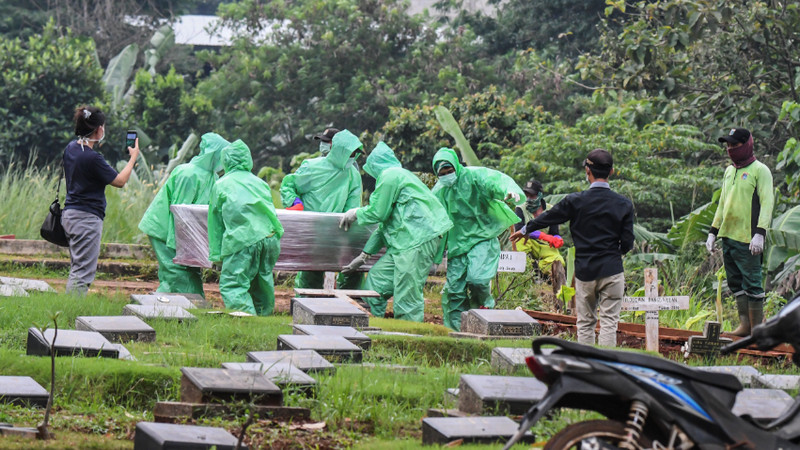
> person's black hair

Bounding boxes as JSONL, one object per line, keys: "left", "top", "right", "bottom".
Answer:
{"left": 73, "top": 105, "right": 105, "bottom": 137}
{"left": 587, "top": 166, "right": 611, "bottom": 179}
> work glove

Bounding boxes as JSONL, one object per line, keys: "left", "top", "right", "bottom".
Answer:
{"left": 749, "top": 233, "right": 765, "bottom": 255}
{"left": 286, "top": 198, "right": 304, "bottom": 211}
{"left": 342, "top": 252, "right": 370, "bottom": 274}
{"left": 504, "top": 192, "right": 521, "bottom": 204}
{"left": 339, "top": 208, "right": 359, "bottom": 231}
{"left": 705, "top": 233, "right": 716, "bottom": 254}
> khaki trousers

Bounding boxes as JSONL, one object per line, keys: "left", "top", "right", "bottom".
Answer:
{"left": 575, "top": 272, "right": 625, "bottom": 347}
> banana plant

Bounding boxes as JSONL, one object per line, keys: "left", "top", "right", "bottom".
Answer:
{"left": 433, "top": 105, "right": 480, "bottom": 166}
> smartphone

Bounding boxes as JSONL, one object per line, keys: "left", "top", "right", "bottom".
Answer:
{"left": 126, "top": 130, "right": 137, "bottom": 149}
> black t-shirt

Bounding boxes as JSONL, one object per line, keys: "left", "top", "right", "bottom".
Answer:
{"left": 63, "top": 141, "right": 118, "bottom": 219}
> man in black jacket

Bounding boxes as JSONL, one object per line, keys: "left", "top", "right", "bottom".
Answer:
{"left": 511, "top": 149, "right": 634, "bottom": 346}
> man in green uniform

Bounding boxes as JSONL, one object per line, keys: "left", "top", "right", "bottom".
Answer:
{"left": 431, "top": 148, "right": 525, "bottom": 331}
{"left": 706, "top": 128, "right": 774, "bottom": 336}
{"left": 138, "top": 132, "right": 230, "bottom": 296}
{"left": 279, "top": 128, "right": 364, "bottom": 289}
{"left": 339, "top": 142, "right": 453, "bottom": 322}
{"left": 209, "top": 140, "right": 284, "bottom": 316}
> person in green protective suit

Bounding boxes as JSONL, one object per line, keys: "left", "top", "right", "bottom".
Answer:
{"left": 279, "top": 128, "right": 364, "bottom": 290}
{"left": 431, "top": 147, "right": 525, "bottom": 331}
{"left": 339, "top": 142, "right": 453, "bottom": 322}
{"left": 138, "top": 132, "right": 230, "bottom": 297}
{"left": 208, "top": 140, "right": 284, "bottom": 316}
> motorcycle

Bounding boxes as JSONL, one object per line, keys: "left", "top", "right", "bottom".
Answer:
{"left": 502, "top": 297, "right": 800, "bottom": 450}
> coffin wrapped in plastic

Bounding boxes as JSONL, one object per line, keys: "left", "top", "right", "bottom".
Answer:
{"left": 170, "top": 205, "right": 383, "bottom": 271}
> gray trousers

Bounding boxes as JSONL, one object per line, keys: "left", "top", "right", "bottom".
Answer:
{"left": 575, "top": 272, "right": 625, "bottom": 347}
{"left": 62, "top": 208, "right": 103, "bottom": 295}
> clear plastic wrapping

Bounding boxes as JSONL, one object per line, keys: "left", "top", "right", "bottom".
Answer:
{"left": 171, "top": 205, "right": 383, "bottom": 271}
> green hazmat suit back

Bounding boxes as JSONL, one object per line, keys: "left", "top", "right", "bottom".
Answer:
{"left": 208, "top": 139, "right": 284, "bottom": 261}
{"left": 431, "top": 147, "right": 524, "bottom": 258}
{"left": 279, "top": 129, "right": 363, "bottom": 212}
{"left": 357, "top": 142, "right": 453, "bottom": 253}
{"left": 138, "top": 132, "right": 230, "bottom": 248}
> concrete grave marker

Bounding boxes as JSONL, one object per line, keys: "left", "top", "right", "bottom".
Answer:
{"left": 123, "top": 304, "right": 197, "bottom": 322}
{"left": 421, "top": 417, "right": 535, "bottom": 445}
{"left": 26, "top": 328, "right": 120, "bottom": 358}
{"left": 292, "top": 297, "right": 369, "bottom": 327}
{"left": 458, "top": 374, "right": 548, "bottom": 415}
{"left": 180, "top": 367, "right": 282, "bottom": 406}
{"left": 458, "top": 309, "right": 540, "bottom": 338}
{"left": 732, "top": 389, "right": 794, "bottom": 421}
{"left": 277, "top": 334, "right": 363, "bottom": 363}
{"left": 753, "top": 374, "right": 800, "bottom": 390}
{"left": 152, "top": 292, "right": 211, "bottom": 308}
{"left": 491, "top": 347, "right": 534, "bottom": 374}
{"left": 75, "top": 316, "right": 156, "bottom": 343}
{"left": 246, "top": 350, "right": 335, "bottom": 374}
{"left": 695, "top": 365, "right": 762, "bottom": 387}
{"left": 686, "top": 321, "right": 733, "bottom": 358}
{"left": 221, "top": 362, "right": 316, "bottom": 395}
{"left": 131, "top": 294, "right": 197, "bottom": 309}
{"left": 134, "top": 422, "right": 244, "bottom": 450}
{"left": 622, "top": 268, "right": 690, "bottom": 352}
{"left": 0, "top": 376, "right": 49, "bottom": 407}
{"left": 0, "top": 277, "right": 55, "bottom": 292}
{"left": 0, "top": 284, "right": 27, "bottom": 297}
{"left": 292, "top": 324, "right": 372, "bottom": 350}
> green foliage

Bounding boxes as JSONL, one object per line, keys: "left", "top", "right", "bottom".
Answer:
{"left": 579, "top": 0, "right": 800, "bottom": 155}
{"left": 0, "top": 21, "right": 106, "bottom": 168}
{"left": 130, "top": 66, "right": 213, "bottom": 166}
{"left": 200, "top": 0, "right": 501, "bottom": 169}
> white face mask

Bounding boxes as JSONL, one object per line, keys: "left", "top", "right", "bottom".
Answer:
{"left": 320, "top": 142, "right": 331, "bottom": 156}
{"left": 439, "top": 172, "right": 457, "bottom": 187}
{"left": 78, "top": 126, "right": 105, "bottom": 150}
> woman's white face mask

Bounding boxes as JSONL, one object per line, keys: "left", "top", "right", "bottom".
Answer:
{"left": 78, "top": 125, "right": 105, "bottom": 150}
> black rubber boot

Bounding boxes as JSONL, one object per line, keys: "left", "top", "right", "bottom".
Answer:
{"left": 749, "top": 299, "right": 764, "bottom": 331}
{"left": 730, "top": 295, "right": 751, "bottom": 337}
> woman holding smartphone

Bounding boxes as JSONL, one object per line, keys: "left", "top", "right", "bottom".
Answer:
{"left": 62, "top": 105, "right": 139, "bottom": 295}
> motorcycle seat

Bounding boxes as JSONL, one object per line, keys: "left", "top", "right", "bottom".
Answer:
{"left": 534, "top": 337, "right": 742, "bottom": 392}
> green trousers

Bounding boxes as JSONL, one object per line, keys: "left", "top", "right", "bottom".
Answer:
{"left": 220, "top": 236, "right": 280, "bottom": 316}
{"left": 722, "top": 237, "right": 765, "bottom": 299}
{"left": 149, "top": 236, "right": 205, "bottom": 297}
{"left": 364, "top": 237, "right": 439, "bottom": 322}
{"left": 293, "top": 270, "right": 364, "bottom": 290}
{"left": 442, "top": 238, "right": 499, "bottom": 331}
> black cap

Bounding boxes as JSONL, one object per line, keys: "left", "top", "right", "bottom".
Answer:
{"left": 718, "top": 128, "right": 751, "bottom": 145}
{"left": 522, "top": 179, "right": 542, "bottom": 196}
{"left": 584, "top": 149, "right": 613, "bottom": 170}
{"left": 313, "top": 127, "right": 339, "bottom": 143}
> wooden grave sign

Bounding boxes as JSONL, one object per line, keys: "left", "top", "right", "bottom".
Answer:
{"left": 621, "top": 268, "right": 690, "bottom": 352}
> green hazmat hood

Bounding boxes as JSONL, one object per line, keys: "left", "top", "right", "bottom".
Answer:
{"left": 364, "top": 141, "right": 402, "bottom": 179}
{"left": 192, "top": 132, "right": 229, "bottom": 173}
{"left": 222, "top": 139, "right": 253, "bottom": 173}
{"left": 327, "top": 129, "right": 363, "bottom": 169}
{"left": 432, "top": 147, "right": 463, "bottom": 177}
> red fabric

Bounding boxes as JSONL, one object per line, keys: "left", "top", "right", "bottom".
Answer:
{"left": 286, "top": 203, "right": 304, "bottom": 211}
{"left": 727, "top": 135, "right": 756, "bottom": 168}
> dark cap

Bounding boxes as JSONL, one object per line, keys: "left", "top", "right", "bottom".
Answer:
{"left": 522, "top": 179, "right": 542, "bottom": 196}
{"left": 718, "top": 128, "right": 751, "bottom": 145}
{"left": 584, "top": 149, "right": 613, "bottom": 170}
{"left": 313, "top": 127, "right": 340, "bottom": 143}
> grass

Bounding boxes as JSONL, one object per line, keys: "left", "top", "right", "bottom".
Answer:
{"left": 0, "top": 161, "right": 155, "bottom": 244}
{"left": 0, "top": 291, "right": 561, "bottom": 448}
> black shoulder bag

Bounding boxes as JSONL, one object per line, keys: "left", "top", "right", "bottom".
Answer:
{"left": 40, "top": 161, "right": 70, "bottom": 247}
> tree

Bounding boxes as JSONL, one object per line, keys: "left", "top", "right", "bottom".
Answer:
{"left": 578, "top": 0, "right": 800, "bottom": 156}
{"left": 0, "top": 21, "right": 106, "bottom": 168}
{"left": 197, "top": 0, "right": 503, "bottom": 169}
